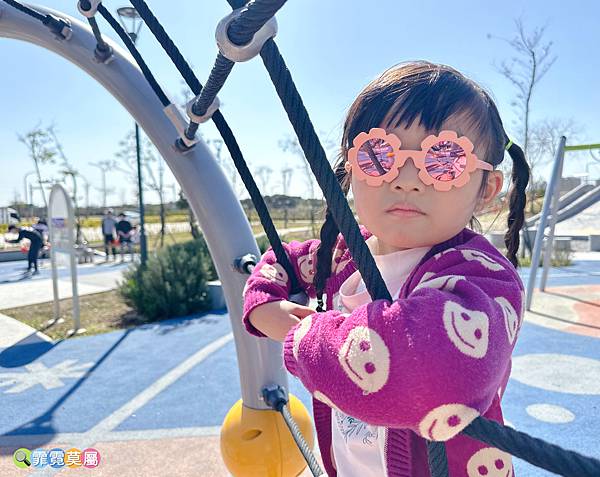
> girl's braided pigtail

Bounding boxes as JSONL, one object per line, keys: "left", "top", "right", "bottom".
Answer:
{"left": 504, "top": 141, "right": 530, "bottom": 268}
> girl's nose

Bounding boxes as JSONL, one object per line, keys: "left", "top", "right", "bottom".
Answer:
{"left": 391, "top": 157, "right": 423, "bottom": 192}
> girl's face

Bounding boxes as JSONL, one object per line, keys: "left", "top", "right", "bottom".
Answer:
{"left": 350, "top": 117, "right": 503, "bottom": 255}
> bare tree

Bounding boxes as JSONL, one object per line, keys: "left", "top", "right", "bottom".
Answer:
{"left": 278, "top": 133, "right": 336, "bottom": 234}
{"left": 255, "top": 165, "right": 273, "bottom": 194}
{"left": 491, "top": 18, "right": 557, "bottom": 213}
{"left": 90, "top": 160, "right": 116, "bottom": 209}
{"left": 48, "top": 125, "right": 86, "bottom": 241}
{"left": 115, "top": 130, "right": 169, "bottom": 246}
{"left": 18, "top": 125, "right": 57, "bottom": 209}
{"left": 527, "top": 118, "right": 581, "bottom": 197}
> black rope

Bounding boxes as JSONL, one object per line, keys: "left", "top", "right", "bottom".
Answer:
{"left": 86, "top": 2, "right": 600, "bottom": 477}
{"left": 427, "top": 441, "right": 449, "bottom": 476}
{"left": 464, "top": 416, "right": 600, "bottom": 477}
{"left": 258, "top": 38, "right": 392, "bottom": 303}
{"left": 183, "top": 0, "right": 287, "bottom": 140}
{"left": 226, "top": 0, "right": 287, "bottom": 46}
{"left": 184, "top": 53, "right": 234, "bottom": 140}
{"left": 2, "top": 0, "right": 71, "bottom": 38}
{"left": 86, "top": 16, "right": 110, "bottom": 53}
{"left": 96, "top": 4, "right": 170, "bottom": 107}
{"left": 125, "top": 0, "right": 303, "bottom": 295}
{"left": 1, "top": 0, "right": 45, "bottom": 21}
{"left": 263, "top": 386, "right": 324, "bottom": 476}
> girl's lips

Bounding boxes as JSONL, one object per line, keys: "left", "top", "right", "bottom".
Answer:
{"left": 387, "top": 209, "right": 425, "bottom": 218}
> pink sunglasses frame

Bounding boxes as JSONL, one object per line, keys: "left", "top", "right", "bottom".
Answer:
{"left": 345, "top": 128, "right": 493, "bottom": 191}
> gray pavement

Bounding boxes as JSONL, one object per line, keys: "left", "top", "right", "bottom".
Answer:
{"left": 0, "top": 258, "right": 133, "bottom": 311}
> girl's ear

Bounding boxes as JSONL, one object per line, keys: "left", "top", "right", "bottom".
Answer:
{"left": 476, "top": 170, "right": 504, "bottom": 212}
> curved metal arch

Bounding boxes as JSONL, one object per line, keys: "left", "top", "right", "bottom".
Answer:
{"left": 0, "top": 2, "right": 286, "bottom": 409}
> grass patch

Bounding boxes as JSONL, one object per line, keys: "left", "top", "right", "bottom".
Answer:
{"left": 3, "top": 290, "right": 146, "bottom": 340}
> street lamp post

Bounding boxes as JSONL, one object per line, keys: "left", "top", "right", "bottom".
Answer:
{"left": 117, "top": 6, "right": 147, "bottom": 265}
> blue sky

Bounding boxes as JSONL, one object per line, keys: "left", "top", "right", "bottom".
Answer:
{"left": 1, "top": 0, "right": 598, "bottom": 207}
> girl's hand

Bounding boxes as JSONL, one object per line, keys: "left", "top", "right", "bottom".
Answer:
{"left": 248, "top": 300, "right": 315, "bottom": 342}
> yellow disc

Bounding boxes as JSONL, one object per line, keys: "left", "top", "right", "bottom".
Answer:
{"left": 220, "top": 394, "right": 314, "bottom": 477}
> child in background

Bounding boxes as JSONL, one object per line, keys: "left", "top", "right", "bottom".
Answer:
{"left": 243, "top": 61, "right": 528, "bottom": 476}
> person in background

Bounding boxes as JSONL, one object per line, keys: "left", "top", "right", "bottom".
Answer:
{"left": 101, "top": 209, "right": 117, "bottom": 261}
{"left": 116, "top": 213, "right": 134, "bottom": 262}
{"left": 6, "top": 224, "right": 44, "bottom": 274}
{"left": 32, "top": 217, "right": 49, "bottom": 242}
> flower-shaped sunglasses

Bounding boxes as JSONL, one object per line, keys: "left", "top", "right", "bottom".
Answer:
{"left": 345, "top": 128, "right": 493, "bottom": 191}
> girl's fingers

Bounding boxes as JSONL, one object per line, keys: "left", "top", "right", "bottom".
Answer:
{"left": 291, "top": 305, "right": 315, "bottom": 318}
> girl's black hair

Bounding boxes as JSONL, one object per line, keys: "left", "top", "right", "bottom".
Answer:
{"left": 314, "top": 61, "right": 530, "bottom": 311}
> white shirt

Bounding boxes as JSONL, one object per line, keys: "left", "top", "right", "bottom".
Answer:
{"left": 331, "top": 245, "right": 430, "bottom": 476}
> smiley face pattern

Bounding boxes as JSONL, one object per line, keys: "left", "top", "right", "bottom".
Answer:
{"left": 461, "top": 249, "right": 506, "bottom": 272}
{"left": 298, "top": 253, "right": 316, "bottom": 283}
{"left": 258, "top": 262, "right": 288, "bottom": 287}
{"left": 418, "top": 403, "right": 480, "bottom": 441}
{"left": 414, "top": 273, "right": 466, "bottom": 293}
{"left": 466, "top": 447, "right": 514, "bottom": 477}
{"left": 244, "top": 229, "right": 524, "bottom": 477}
{"left": 338, "top": 326, "right": 390, "bottom": 394}
{"left": 443, "top": 301, "right": 490, "bottom": 359}
{"left": 292, "top": 315, "right": 313, "bottom": 360}
{"left": 495, "top": 296, "right": 519, "bottom": 345}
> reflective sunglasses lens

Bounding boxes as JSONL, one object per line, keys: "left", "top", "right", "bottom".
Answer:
{"left": 357, "top": 139, "right": 395, "bottom": 177}
{"left": 424, "top": 141, "right": 467, "bottom": 181}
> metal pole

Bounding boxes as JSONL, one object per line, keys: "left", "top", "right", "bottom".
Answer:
{"left": 540, "top": 142, "right": 567, "bottom": 291}
{"left": 526, "top": 136, "right": 567, "bottom": 310}
{"left": 49, "top": 216, "right": 60, "bottom": 322}
{"left": 0, "top": 7, "right": 288, "bottom": 409}
{"left": 135, "top": 122, "right": 148, "bottom": 265}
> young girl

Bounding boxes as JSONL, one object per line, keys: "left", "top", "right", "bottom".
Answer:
{"left": 242, "top": 61, "right": 529, "bottom": 477}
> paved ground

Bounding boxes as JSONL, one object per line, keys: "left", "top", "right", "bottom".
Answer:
{"left": 0, "top": 258, "right": 133, "bottom": 311}
{"left": 0, "top": 256, "right": 599, "bottom": 476}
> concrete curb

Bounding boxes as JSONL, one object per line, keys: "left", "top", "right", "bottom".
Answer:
{"left": 0, "top": 313, "right": 52, "bottom": 349}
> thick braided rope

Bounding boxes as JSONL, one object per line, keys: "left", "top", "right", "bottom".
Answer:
{"left": 227, "top": 0, "right": 287, "bottom": 46}
{"left": 464, "top": 417, "right": 600, "bottom": 476}
{"left": 259, "top": 38, "right": 392, "bottom": 303}
{"left": 1, "top": 0, "right": 45, "bottom": 21}
{"left": 93, "top": 2, "right": 600, "bottom": 476}
{"left": 97, "top": 4, "right": 170, "bottom": 106}
{"left": 125, "top": 0, "right": 302, "bottom": 293}
{"left": 427, "top": 441, "right": 449, "bottom": 477}
{"left": 185, "top": 0, "right": 287, "bottom": 138}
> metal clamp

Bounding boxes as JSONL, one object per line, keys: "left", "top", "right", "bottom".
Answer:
{"left": 186, "top": 95, "right": 220, "bottom": 124}
{"left": 94, "top": 43, "right": 114, "bottom": 64}
{"left": 234, "top": 253, "right": 257, "bottom": 275}
{"left": 164, "top": 104, "right": 200, "bottom": 148}
{"left": 77, "top": 0, "right": 102, "bottom": 18}
{"left": 215, "top": 8, "right": 277, "bottom": 63}
{"left": 43, "top": 14, "right": 72, "bottom": 40}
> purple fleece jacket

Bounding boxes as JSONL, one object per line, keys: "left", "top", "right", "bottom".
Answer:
{"left": 242, "top": 227, "right": 524, "bottom": 477}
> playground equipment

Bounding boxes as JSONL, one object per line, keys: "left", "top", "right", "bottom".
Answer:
{"left": 525, "top": 140, "right": 600, "bottom": 310}
{"left": 525, "top": 182, "right": 599, "bottom": 227}
{"left": 2, "top": 1, "right": 600, "bottom": 476}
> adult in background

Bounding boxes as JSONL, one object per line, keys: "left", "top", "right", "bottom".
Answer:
{"left": 101, "top": 209, "right": 117, "bottom": 261}
{"left": 116, "top": 213, "right": 134, "bottom": 262}
{"left": 6, "top": 225, "right": 44, "bottom": 274}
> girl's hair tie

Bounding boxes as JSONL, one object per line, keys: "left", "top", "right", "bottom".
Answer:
{"left": 505, "top": 139, "right": 513, "bottom": 151}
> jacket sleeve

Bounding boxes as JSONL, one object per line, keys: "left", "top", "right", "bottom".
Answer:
{"left": 282, "top": 246, "right": 524, "bottom": 441}
{"left": 242, "top": 239, "right": 321, "bottom": 337}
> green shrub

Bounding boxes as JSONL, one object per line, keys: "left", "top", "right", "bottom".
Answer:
{"left": 256, "top": 235, "right": 272, "bottom": 254}
{"left": 119, "top": 238, "right": 217, "bottom": 321}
